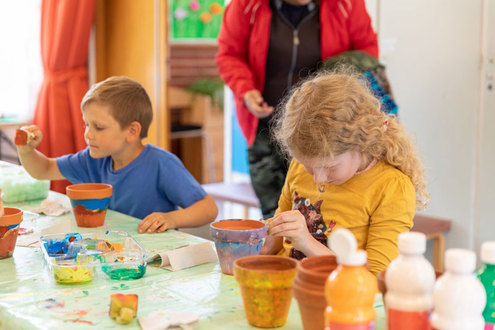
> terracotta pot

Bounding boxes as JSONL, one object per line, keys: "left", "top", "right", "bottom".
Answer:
{"left": 234, "top": 255, "right": 298, "bottom": 328}
{"left": 210, "top": 219, "right": 266, "bottom": 275}
{"left": 0, "top": 207, "right": 23, "bottom": 259}
{"left": 293, "top": 255, "right": 338, "bottom": 330}
{"left": 66, "top": 183, "right": 113, "bottom": 228}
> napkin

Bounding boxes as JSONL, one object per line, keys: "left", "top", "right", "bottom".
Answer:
{"left": 31, "top": 199, "right": 71, "bottom": 216}
{"left": 139, "top": 310, "right": 199, "bottom": 330}
{"left": 147, "top": 241, "right": 217, "bottom": 271}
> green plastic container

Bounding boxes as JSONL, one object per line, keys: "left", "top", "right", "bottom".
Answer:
{"left": 477, "top": 241, "right": 495, "bottom": 327}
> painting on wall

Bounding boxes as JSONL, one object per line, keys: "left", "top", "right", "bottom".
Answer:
{"left": 170, "top": 0, "right": 225, "bottom": 41}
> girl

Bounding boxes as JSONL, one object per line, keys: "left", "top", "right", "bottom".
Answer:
{"left": 263, "top": 72, "right": 428, "bottom": 275}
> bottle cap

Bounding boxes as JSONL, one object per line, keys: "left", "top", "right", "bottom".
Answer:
{"left": 338, "top": 249, "right": 367, "bottom": 266}
{"left": 328, "top": 228, "right": 361, "bottom": 265}
{"left": 481, "top": 241, "right": 495, "bottom": 265}
{"left": 398, "top": 232, "right": 426, "bottom": 254}
{"left": 445, "top": 248, "right": 476, "bottom": 273}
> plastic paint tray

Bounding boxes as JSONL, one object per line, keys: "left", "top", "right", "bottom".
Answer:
{"left": 40, "top": 231, "right": 147, "bottom": 284}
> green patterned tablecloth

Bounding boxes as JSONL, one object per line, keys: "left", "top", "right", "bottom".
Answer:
{"left": 0, "top": 192, "right": 385, "bottom": 329}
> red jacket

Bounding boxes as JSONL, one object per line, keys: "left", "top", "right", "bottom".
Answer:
{"left": 216, "top": 0, "right": 378, "bottom": 145}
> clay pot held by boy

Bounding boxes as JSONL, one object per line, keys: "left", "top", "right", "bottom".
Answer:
{"left": 0, "top": 207, "right": 23, "bottom": 259}
{"left": 66, "top": 183, "right": 113, "bottom": 228}
{"left": 292, "top": 255, "right": 338, "bottom": 330}
{"left": 210, "top": 219, "right": 266, "bottom": 275}
{"left": 234, "top": 255, "right": 298, "bottom": 328}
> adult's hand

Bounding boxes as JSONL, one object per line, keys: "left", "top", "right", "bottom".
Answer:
{"left": 244, "top": 90, "right": 274, "bottom": 118}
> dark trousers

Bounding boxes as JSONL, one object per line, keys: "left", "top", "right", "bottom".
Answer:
{"left": 247, "top": 122, "right": 290, "bottom": 219}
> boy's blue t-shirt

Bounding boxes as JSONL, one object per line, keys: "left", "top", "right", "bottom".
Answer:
{"left": 56, "top": 144, "right": 207, "bottom": 219}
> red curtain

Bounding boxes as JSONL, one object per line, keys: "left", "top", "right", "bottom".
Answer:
{"left": 33, "top": 0, "right": 95, "bottom": 193}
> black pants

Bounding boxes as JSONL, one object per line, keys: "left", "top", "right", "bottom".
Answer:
{"left": 247, "top": 121, "right": 290, "bottom": 219}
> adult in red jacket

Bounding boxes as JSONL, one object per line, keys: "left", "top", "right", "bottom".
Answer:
{"left": 216, "top": 0, "right": 378, "bottom": 219}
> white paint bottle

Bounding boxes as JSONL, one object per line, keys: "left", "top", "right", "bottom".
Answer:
{"left": 385, "top": 232, "right": 436, "bottom": 330}
{"left": 430, "top": 248, "right": 486, "bottom": 330}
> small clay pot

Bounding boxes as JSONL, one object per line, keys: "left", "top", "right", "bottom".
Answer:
{"left": 66, "top": 183, "right": 113, "bottom": 228}
{"left": 234, "top": 255, "right": 298, "bottom": 328}
{"left": 210, "top": 219, "right": 266, "bottom": 275}
{"left": 293, "top": 255, "right": 338, "bottom": 330}
{"left": 0, "top": 207, "right": 23, "bottom": 259}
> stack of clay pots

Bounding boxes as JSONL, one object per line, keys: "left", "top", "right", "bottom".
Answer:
{"left": 292, "top": 255, "right": 338, "bottom": 330}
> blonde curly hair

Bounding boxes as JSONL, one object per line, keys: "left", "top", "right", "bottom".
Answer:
{"left": 273, "top": 72, "right": 429, "bottom": 209}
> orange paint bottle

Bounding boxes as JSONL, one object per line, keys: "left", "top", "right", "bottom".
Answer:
{"left": 324, "top": 228, "right": 377, "bottom": 330}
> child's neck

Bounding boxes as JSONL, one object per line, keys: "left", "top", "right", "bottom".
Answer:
{"left": 356, "top": 157, "right": 377, "bottom": 175}
{"left": 112, "top": 142, "right": 146, "bottom": 171}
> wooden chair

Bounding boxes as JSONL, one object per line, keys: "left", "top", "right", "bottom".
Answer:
{"left": 202, "top": 182, "right": 452, "bottom": 272}
{"left": 411, "top": 214, "right": 452, "bottom": 273}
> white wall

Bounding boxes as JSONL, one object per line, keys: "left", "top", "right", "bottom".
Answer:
{"left": 376, "top": 0, "right": 487, "bottom": 252}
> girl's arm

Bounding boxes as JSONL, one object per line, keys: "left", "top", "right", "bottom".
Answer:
{"left": 366, "top": 177, "right": 415, "bottom": 275}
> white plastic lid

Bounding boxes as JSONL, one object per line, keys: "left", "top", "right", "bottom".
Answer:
{"left": 445, "top": 248, "right": 476, "bottom": 273}
{"left": 398, "top": 232, "right": 426, "bottom": 254}
{"left": 328, "top": 228, "right": 357, "bottom": 262}
{"left": 481, "top": 241, "right": 495, "bottom": 264}
{"left": 338, "top": 249, "right": 367, "bottom": 266}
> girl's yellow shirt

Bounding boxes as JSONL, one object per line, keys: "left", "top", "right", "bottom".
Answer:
{"left": 276, "top": 159, "right": 416, "bottom": 275}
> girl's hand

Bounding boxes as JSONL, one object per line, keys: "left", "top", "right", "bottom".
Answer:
{"left": 266, "top": 210, "right": 313, "bottom": 252}
{"left": 138, "top": 212, "right": 177, "bottom": 233}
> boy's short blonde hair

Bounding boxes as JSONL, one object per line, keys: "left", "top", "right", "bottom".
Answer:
{"left": 81, "top": 76, "right": 153, "bottom": 138}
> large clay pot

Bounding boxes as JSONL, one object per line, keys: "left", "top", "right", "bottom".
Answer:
{"left": 234, "top": 255, "right": 298, "bottom": 328}
{"left": 293, "top": 255, "right": 338, "bottom": 330}
{"left": 66, "top": 183, "right": 113, "bottom": 228}
{"left": 0, "top": 207, "right": 23, "bottom": 259}
{"left": 210, "top": 219, "right": 266, "bottom": 275}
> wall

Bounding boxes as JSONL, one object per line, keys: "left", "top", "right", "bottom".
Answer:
{"left": 377, "top": 0, "right": 485, "bottom": 252}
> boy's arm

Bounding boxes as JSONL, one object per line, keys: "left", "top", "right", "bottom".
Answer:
{"left": 18, "top": 148, "right": 64, "bottom": 180}
{"left": 16, "top": 125, "right": 64, "bottom": 181}
{"left": 138, "top": 195, "right": 218, "bottom": 233}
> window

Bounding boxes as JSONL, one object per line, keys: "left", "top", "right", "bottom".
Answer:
{"left": 0, "top": 0, "right": 43, "bottom": 121}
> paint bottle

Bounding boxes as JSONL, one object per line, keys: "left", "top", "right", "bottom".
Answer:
{"left": 430, "top": 249, "right": 486, "bottom": 330}
{"left": 324, "top": 228, "right": 377, "bottom": 330}
{"left": 477, "top": 241, "right": 495, "bottom": 329}
{"left": 385, "top": 232, "right": 436, "bottom": 330}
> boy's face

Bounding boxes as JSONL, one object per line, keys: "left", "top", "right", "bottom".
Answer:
{"left": 82, "top": 103, "right": 128, "bottom": 159}
{"left": 294, "top": 149, "right": 363, "bottom": 186}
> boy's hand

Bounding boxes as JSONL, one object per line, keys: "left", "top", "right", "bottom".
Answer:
{"left": 138, "top": 212, "right": 177, "bottom": 233}
{"left": 266, "top": 210, "right": 313, "bottom": 252}
{"left": 16, "top": 125, "right": 43, "bottom": 150}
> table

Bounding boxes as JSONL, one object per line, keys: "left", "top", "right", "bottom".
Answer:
{"left": 0, "top": 192, "right": 386, "bottom": 329}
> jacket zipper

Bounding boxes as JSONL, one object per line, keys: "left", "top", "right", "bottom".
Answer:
{"left": 278, "top": 10, "right": 317, "bottom": 89}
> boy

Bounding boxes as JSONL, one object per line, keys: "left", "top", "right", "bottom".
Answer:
{"left": 17, "top": 76, "right": 218, "bottom": 233}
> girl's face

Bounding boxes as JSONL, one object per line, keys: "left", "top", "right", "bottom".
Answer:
{"left": 82, "top": 103, "right": 128, "bottom": 159}
{"left": 295, "top": 149, "right": 364, "bottom": 186}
